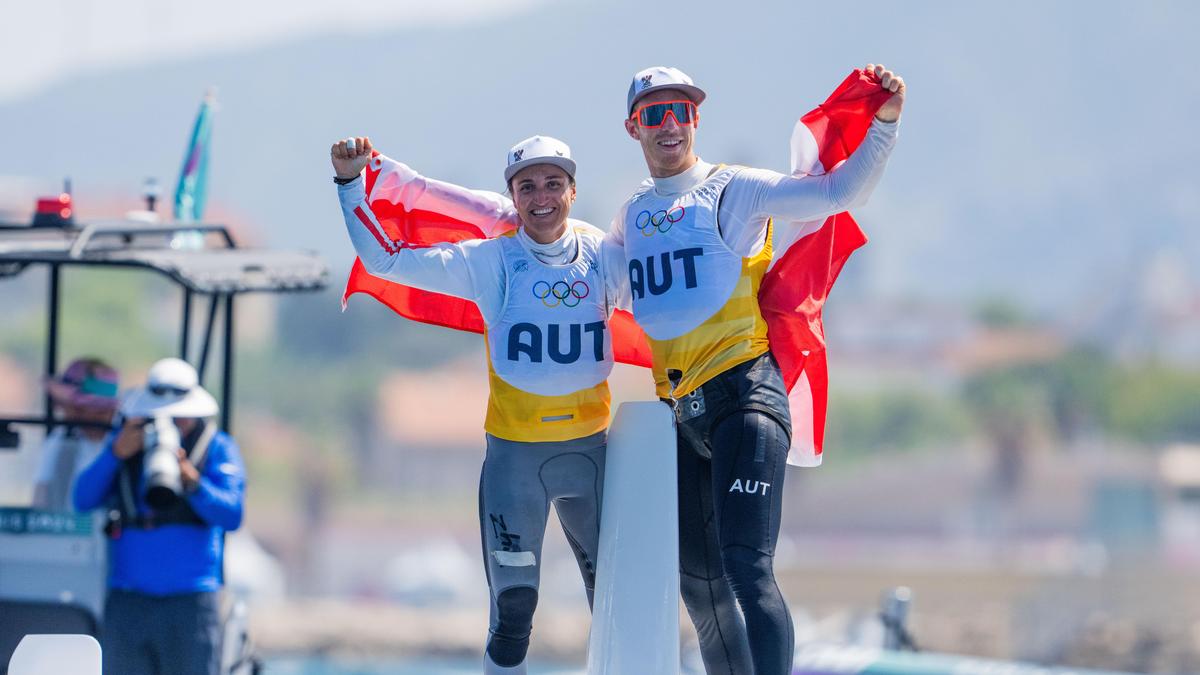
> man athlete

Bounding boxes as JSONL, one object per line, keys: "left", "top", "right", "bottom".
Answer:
{"left": 609, "top": 63, "right": 905, "bottom": 674}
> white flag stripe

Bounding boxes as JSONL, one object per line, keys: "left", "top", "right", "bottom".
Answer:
{"left": 771, "top": 116, "right": 834, "bottom": 273}
{"left": 767, "top": 217, "right": 826, "bottom": 273}
{"left": 787, "top": 368, "right": 822, "bottom": 467}
{"left": 789, "top": 119, "right": 826, "bottom": 177}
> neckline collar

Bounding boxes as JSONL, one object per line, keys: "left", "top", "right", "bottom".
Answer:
{"left": 651, "top": 158, "right": 714, "bottom": 196}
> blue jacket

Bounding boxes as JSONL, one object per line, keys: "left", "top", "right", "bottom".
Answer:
{"left": 73, "top": 429, "right": 245, "bottom": 596}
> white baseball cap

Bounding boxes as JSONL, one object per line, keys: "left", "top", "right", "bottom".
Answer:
{"left": 627, "top": 66, "right": 707, "bottom": 116}
{"left": 121, "top": 358, "right": 219, "bottom": 419}
{"left": 504, "top": 135, "right": 577, "bottom": 184}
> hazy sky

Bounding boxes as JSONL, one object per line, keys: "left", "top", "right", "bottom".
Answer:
{"left": 0, "top": 0, "right": 548, "bottom": 101}
{"left": 3, "top": 0, "right": 1195, "bottom": 310}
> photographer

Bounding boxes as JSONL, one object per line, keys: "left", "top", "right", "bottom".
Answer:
{"left": 73, "top": 357, "right": 245, "bottom": 675}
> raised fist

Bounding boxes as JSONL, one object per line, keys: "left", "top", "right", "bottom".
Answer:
{"left": 866, "top": 64, "right": 906, "bottom": 123}
{"left": 330, "top": 136, "right": 374, "bottom": 180}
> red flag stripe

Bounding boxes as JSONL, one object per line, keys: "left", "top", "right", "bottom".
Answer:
{"left": 353, "top": 204, "right": 398, "bottom": 254}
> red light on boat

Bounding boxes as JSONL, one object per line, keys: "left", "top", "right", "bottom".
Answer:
{"left": 37, "top": 193, "right": 73, "bottom": 213}
{"left": 33, "top": 192, "right": 75, "bottom": 227}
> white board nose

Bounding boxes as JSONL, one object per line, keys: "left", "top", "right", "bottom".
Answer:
{"left": 8, "top": 634, "right": 101, "bottom": 675}
{"left": 587, "top": 401, "right": 680, "bottom": 675}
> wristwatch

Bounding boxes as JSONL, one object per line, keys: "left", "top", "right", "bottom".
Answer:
{"left": 333, "top": 175, "right": 359, "bottom": 185}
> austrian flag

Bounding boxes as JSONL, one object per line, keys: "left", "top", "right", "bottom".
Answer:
{"left": 763, "top": 68, "right": 891, "bottom": 465}
{"left": 343, "top": 69, "right": 891, "bottom": 467}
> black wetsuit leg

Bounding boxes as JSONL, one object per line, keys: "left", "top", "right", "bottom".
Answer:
{"left": 711, "top": 409, "right": 793, "bottom": 675}
{"left": 677, "top": 426, "right": 753, "bottom": 674}
{"left": 673, "top": 352, "right": 795, "bottom": 675}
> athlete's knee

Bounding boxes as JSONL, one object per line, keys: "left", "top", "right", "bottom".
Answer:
{"left": 487, "top": 586, "right": 539, "bottom": 667}
{"left": 679, "top": 571, "right": 755, "bottom": 673}
{"left": 721, "top": 545, "right": 778, "bottom": 602}
{"left": 680, "top": 571, "right": 739, "bottom": 626}
{"left": 679, "top": 572, "right": 715, "bottom": 612}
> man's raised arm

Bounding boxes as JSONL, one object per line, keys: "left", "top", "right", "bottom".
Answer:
{"left": 738, "top": 63, "right": 906, "bottom": 225}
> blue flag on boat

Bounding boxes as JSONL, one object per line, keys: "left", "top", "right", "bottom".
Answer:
{"left": 174, "top": 88, "right": 215, "bottom": 223}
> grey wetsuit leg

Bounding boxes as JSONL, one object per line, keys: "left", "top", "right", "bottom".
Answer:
{"left": 541, "top": 435, "right": 605, "bottom": 607}
{"left": 479, "top": 431, "right": 606, "bottom": 671}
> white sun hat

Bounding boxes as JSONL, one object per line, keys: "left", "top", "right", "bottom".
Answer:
{"left": 627, "top": 66, "right": 707, "bottom": 116}
{"left": 121, "top": 357, "right": 218, "bottom": 419}
{"left": 503, "top": 135, "right": 576, "bottom": 184}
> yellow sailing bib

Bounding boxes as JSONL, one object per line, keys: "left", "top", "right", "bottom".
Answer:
{"left": 623, "top": 166, "right": 771, "bottom": 398}
{"left": 484, "top": 226, "right": 613, "bottom": 442}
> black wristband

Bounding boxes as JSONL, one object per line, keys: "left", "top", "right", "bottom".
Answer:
{"left": 333, "top": 175, "right": 359, "bottom": 185}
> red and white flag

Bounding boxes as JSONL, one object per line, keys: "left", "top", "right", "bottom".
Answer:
{"left": 343, "top": 69, "right": 890, "bottom": 467}
{"left": 765, "top": 68, "right": 891, "bottom": 465}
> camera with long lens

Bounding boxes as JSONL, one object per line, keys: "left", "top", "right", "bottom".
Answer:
{"left": 142, "top": 414, "right": 183, "bottom": 508}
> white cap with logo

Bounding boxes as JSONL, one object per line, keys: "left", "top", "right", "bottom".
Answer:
{"left": 504, "top": 135, "right": 577, "bottom": 184}
{"left": 627, "top": 66, "right": 707, "bottom": 117}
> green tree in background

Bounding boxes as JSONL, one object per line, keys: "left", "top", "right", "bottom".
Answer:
{"left": 973, "top": 297, "right": 1035, "bottom": 330}
{"left": 962, "top": 363, "right": 1052, "bottom": 496}
{"left": 825, "top": 389, "right": 972, "bottom": 462}
{"left": 962, "top": 347, "right": 1200, "bottom": 451}
{"left": 1107, "top": 362, "right": 1200, "bottom": 443}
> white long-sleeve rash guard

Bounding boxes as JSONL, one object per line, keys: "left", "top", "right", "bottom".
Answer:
{"left": 337, "top": 164, "right": 629, "bottom": 325}
{"left": 608, "top": 118, "right": 900, "bottom": 257}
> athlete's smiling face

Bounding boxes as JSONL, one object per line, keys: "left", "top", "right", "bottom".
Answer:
{"left": 625, "top": 88, "right": 699, "bottom": 179}
{"left": 510, "top": 164, "right": 576, "bottom": 244}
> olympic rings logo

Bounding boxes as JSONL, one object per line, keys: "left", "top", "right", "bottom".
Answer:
{"left": 532, "top": 280, "right": 590, "bottom": 308}
{"left": 634, "top": 206, "right": 685, "bottom": 237}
